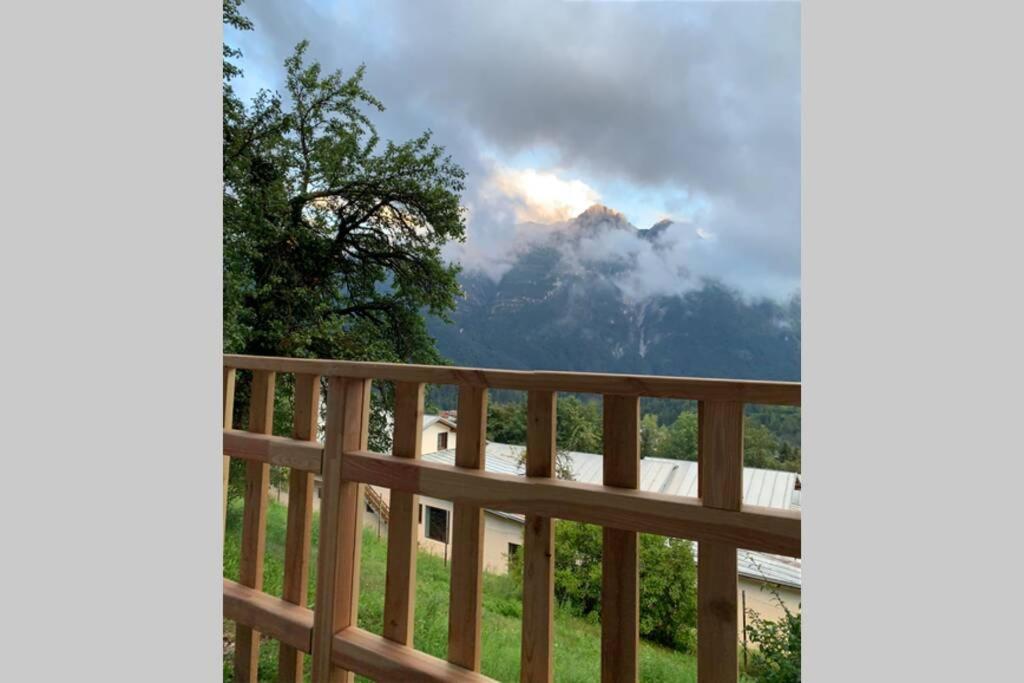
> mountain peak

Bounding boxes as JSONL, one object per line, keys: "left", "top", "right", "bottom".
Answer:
{"left": 569, "top": 204, "right": 636, "bottom": 236}
{"left": 576, "top": 204, "right": 624, "bottom": 221}
{"left": 640, "top": 218, "right": 675, "bottom": 243}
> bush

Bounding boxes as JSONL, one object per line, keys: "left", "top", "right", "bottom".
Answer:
{"left": 745, "top": 598, "right": 801, "bottom": 683}
{"left": 512, "top": 520, "right": 697, "bottom": 652}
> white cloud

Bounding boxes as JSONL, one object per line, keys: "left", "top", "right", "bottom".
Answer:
{"left": 480, "top": 166, "right": 602, "bottom": 224}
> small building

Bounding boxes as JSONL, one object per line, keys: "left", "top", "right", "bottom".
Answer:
{"left": 420, "top": 413, "right": 457, "bottom": 454}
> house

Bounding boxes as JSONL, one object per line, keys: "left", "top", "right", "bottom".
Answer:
{"left": 420, "top": 412, "right": 457, "bottom": 454}
{"left": 366, "top": 441, "right": 802, "bottom": 624}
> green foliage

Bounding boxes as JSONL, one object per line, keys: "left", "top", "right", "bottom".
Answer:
{"left": 745, "top": 602, "right": 801, "bottom": 683}
{"left": 510, "top": 521, "right": 697, "bottom": 653}
{"left": 556, "top": 396, "right": 602, "bottom": 453}
{"left": 661, "top": 411, "right": 699, "bottom": 461}
{"left": 486, "top": 395, "right": 604, "bottom": 454}
{"left": 650, "top": 408, "right": 801, "bottom": 472}
{"left": 487, "top": 400, "right": 527, "bottom": 444}
{"left": 640, "top": 413, "right": 668, "bottom": 458}
{"left": 223, "top": 1, "right": 465, "bottom": 445}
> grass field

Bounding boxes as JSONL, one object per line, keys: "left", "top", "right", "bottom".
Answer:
{"left": 223, "top": 497, "right": 708, "bottom": 682}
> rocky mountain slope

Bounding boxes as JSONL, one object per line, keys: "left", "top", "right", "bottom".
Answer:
{"left": 429, "top": 205, "right": 800, "bottom": 381}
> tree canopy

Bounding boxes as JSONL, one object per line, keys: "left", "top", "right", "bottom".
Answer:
{"left": 223, "top": 2, "right": 466, "bottom": 366}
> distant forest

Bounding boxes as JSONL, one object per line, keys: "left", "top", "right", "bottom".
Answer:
{"left": 425, "top": 387, "right": 801, "bottom": 473}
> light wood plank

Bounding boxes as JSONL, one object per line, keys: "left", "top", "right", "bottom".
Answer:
{"left": 279, "top": 373, "right": 321, "bottom": 682}
{"left": 312, "top": 377, "right": 371, "bottom": 683}
{"left": 333, "top": 627, "right": 497, "bottom": 683}
{"left": 224, "top": 354, "right": 801, "bottom": 405}
{"left": 383, "top": 381, "right": 425, "bottom": 645}
{"left": 697, "top": 400, "right": 744, "bottom": 683}
{"left": 521, "top": 390, "right": 556, "bottom": 683}
{"left": 224, "top": 366, "right": 236, "bottom": 532}
{"left": 448, "top": 385, "right": 488, "bottom": 671}
{"left": 224, "top": 579, "right": 313, "bottom": 654}
{"left": 235, "top": 369, "right": 276, "bottom": 683}
{"left": 340, "top": 450, "right": 800, "bottom": 557}
{"left": 223, "top": 429, "right": 323, "bottom": 472}
{"left": 600, "top": 394, "right": 640, "bottom": 683}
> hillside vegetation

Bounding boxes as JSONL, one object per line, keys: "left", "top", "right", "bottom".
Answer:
{"left": 223, "top": 498, "right": 711, "bottom": 682}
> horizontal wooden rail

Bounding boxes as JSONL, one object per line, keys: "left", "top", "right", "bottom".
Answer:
{"left": 332, "top": 627, "right": 496, "bottom": 682}
{"left": 341, "top": 450, "right": 800, "bottom": 557}
{"left": 223, "top": 579, "right": 313, "bottom": 654}
{"left": 223, "top": 429, "right": 323, "bottom": 473}
{"left": 224, "top": 354, "right": 800, "bottom": 405}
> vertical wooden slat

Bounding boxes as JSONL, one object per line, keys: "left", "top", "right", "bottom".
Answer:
{"left": 383, "top": 381, "right": 425, "bottom": 645}
{"left": 223, "top": 366, "right": 236, "bottom": 532}
{"left": 697, "top": 400, "right": 744, "bottom": 683}
{"left": 278, "top": 373, "right": 321, "bottom": 682}
{"left": 312, "top": 377, "right": 371, "bottom": 683}
{"left": 447, "top": 385, "right": 488, "bottom": 671}
{"left": 600, "top": 394, "right": 640, "bottom": 683}
{"left": 235, "top": 369, "right": 276, "bottom": 683}
{"left": 521, "top": 390, "right": 556, "bottom": 683}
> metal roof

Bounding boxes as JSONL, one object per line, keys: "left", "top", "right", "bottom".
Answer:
{"left": 417, "top": 441, "right": 801, "bottom": 588}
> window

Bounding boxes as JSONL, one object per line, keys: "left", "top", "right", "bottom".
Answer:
{"left": 437, "top": 431, "right": 448, "bottom": 450}
{"left": 418, "top": 504, "right": 423, "bottom": 524}
{"left": 426, "top": 506, "right": 448, "bottom": 543}
{"left": 507, "top": 543, "right": 521, "bottom": 567}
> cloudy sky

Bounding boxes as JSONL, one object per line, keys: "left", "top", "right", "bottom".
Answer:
{"left": 227, "top": 0, "right": 800, "bottom": 300}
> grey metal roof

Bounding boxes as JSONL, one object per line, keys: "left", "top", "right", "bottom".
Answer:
{"left": 417, "top": 441, "right": 801, "bottom": 588}
{"left": 422, "top": 444, "right": 522, "bottom": 476}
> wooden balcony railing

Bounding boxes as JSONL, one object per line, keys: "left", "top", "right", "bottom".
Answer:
{"left": 222, "top": 354, "right": 801, "bottom": 683}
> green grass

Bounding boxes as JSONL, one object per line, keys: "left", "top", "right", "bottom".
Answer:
{"left": 223, "top": 497, "right": 704, "bottom": 682}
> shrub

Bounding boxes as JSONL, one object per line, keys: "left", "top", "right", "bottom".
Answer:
{"left": 745, "top": 598, "right": 801, "bottom": 683}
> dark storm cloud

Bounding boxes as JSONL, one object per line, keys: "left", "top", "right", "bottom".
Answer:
{"left": 230, "top": 0, "right": 800, "bottom": 298}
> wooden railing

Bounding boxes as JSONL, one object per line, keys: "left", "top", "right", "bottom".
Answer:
{"left": 222, "top": 354, "right": 801, "bottom": 683}
{"left": 365, "top": 485, "right": 390, "bottom": 526}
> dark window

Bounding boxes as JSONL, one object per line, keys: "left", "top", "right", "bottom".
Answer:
{"left": 426, "top": 506, "right": 448, "bottom": 543}
{"left": 508, "top": 543, "right": 521, "bottom": 565}
{"left": 437, "top": 431, "right": 448, "bottom": 450}
{"left": 418, "top": 504, "right": 423, "bottom": 524}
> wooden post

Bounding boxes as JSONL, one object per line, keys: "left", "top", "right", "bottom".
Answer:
{"left": 312, "top": 377, "right": 371, "bottom": 683}
{"left": 521, "top": 390, "right": 556, "bottom": 683}
{"left": 447, "top": 385, "right": 488, "bottom": 671}
{"left": 278, "top": 373, "right": 321, "bottom": 682}
{"left": 383, "top": 381, "right": 425, "bottom": 646}
{"left": 600, "top": 394, "right": 640, "bottom": 683}
{"left": 697, "top": 400, "right": 744, "bottom": 683}
{"left": 223, "top": 366, "right": 236, "bottom": 532}
{"left": 235, "top": 369, "right": 276, "bottom": 683}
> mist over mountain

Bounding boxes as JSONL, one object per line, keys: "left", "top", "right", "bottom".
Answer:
{"left": 429, "top": 205, "right": 800, "bottom": 381}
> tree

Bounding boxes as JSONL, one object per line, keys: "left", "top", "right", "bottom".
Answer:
{"left": 223, "top": 1, "right": 467, "bottom": 461}
{"left": 661, "top": 411, "right": 699, "bottom": 461}
{"left": 640, "top": 413, "right": 668, "bottom": 458}
{"left": 744, "top": 422, "right": 781, "bottom": 469}
{"left": 557, "top": 396, "right": 602, "bottom": 453}
{"left": 512, "top": 521, "right": 698, "bottom": 652}
{"left": 487, "top": 401, "right": 527, "bottom": 445}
